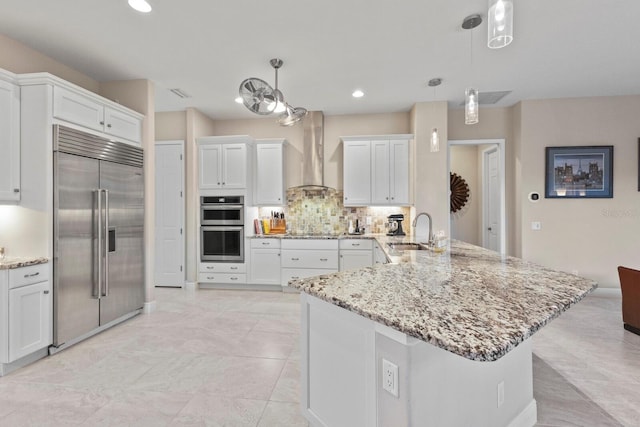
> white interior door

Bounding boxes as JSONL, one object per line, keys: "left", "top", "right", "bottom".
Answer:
{"left": 483, "top": 147, "right": 500, "bottom": 252}
{"left": 154, "top": 141, "right": 185, "bottom": 287}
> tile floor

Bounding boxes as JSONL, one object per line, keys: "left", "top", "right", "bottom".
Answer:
{"left": 0, "top": 287, "right": 637, "bottom": 426}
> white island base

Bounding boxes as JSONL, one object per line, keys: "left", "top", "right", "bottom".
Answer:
{"left": 300, "top": 294, "right": 537, "bottom": 427}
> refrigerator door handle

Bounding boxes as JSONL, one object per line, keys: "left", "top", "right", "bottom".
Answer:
{"left": 103, "top": 189, "right": 110, "bottom": 297}
{"left": 96, "top": 189, "right": 103, "bottom": 299}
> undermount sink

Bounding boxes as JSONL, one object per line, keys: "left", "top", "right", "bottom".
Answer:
{"left": 387, "top": 242, "right": 427, "bottom": 251}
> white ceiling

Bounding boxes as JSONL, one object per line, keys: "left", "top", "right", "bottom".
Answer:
{"left": 1, "top": 0, "right": 639, "bottom": 120}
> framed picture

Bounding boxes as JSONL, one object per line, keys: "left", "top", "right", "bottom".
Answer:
{"left": 545, "top": 146, "right": 614, "bottom": 198}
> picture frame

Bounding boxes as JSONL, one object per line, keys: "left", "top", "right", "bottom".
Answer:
{"left": 545, "top": 145, "right": 614, "bottom": 198}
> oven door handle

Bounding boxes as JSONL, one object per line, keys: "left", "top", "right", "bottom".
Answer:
{"left": 201, "top": 204, "right": 244, "bottom": 210}
{"left": 201, "top": 226, "right": 244, "bottom": 232}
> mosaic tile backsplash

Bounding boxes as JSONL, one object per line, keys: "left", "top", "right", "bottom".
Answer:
{"left": 258, "top": 187, "right": 412, "bottom": 235}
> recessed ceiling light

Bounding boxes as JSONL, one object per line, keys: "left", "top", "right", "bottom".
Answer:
{"left": 235, "top": 96, "right": 243, "bottom": 104}
{"left": 128, "top": 0, "right": 152, "bottom": 13}
{"left": 352, "top": 90, "right": 364, "bottom": 98}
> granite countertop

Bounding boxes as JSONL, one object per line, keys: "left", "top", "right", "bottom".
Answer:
{"left": 289, "top": 236, "right": 597, "bottom": 362}
{"left": 0, "top": 257, "right": 49, "bottom": 270}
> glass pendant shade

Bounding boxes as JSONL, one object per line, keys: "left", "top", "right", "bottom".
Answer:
{"left": 488, "top": 0, "right": 513, "bottom": 49}
{"left": 465, "top": 88, "right": 479, "bottom": 125}
{"left": 430, "top": 128, "right": 440, "bottom": 152}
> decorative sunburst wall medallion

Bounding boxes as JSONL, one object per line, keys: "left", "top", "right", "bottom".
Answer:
{"left": 450, "top": 172, "right": 470, "bottom": 213}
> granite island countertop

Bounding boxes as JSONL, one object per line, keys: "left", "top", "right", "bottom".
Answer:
{"left": 289, "top": 237, "right": 597, "bottom": 362}
{"left": 0, "top": 257, "right": 49, "bottom": 270}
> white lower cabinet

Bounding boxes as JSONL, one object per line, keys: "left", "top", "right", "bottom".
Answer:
{"left": 250, "top": 239, "right": 281, "bottom": 285}
{"left": 198, "top": 262, "right": 246, "bottom": 284}
{"left": 1, "top": 263, "right": 51, "bottom": 370}
{"left": 339, "top": 239, "right": 374, "bottom": 271}
{"left": 280, "top": 239, "right": 339, "bottom": 287}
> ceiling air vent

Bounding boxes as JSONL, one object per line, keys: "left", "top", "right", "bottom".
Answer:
{"left": 458, "top": 90, "right": 511, "bottom": 106}
{"left": 169, "top": 88, "right": 191, "bottom": 99}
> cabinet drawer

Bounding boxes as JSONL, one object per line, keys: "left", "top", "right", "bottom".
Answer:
{"left": 198, "top": 273, "right": 247, "bottom": 284}
{"left": 200, "top": 263, "right": 246, "bottom": 274}
{"left": 281, "top": 268, "right": 338, "bottom": 286}
{"left": 281, "top": 250, "right": 339, "bottom": 269}
{"left": 104, "top": 107, "right": 142, "bottom": 144}
{"left": 281, "top": 239, "right": 339, "bottom": 250}
{"left": 339, "top": 239, "right": 374, "bottom": 250}
{"left": 9, "top": 264, "right": 49, "bottom": 289}
{"left": 250, "top": 238, "right": 281, "bottom": 249}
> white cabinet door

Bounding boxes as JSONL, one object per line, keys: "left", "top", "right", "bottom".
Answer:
{"left": 199, "top": 144, "right": 223, "bottom": 189}
{"left": 371, "top": 141, "right": 390, "bottom": 205}
{"left": 0, "top": 80, "right": 20, "bottom": 202}
{"left": 339, "top": 250, "right": 373, "bottom": 272}
{"left": 8, "top": 281, "right": 51, "bottom": 362}
{"left": 251, "top": 249, "right": 281, "bottom": 284}
{"left": 104, "top": 107, "right": 142, "bottom": 144}
{"left": 222, "top": 144, "right": 247, "bottom": 188}
{"left": 255, "top": 142, "right": 284, "bottom": 205}
{"left": 53, "top": 86, "right": 104, "bottom": 133}
{"left": 389, "top": 140, "right": 409, "bottom": 204}
{"left": 343, "top": 141, "right": 371, "bottom": 206}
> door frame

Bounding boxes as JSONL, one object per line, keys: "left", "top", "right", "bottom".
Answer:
{"left": 154, "top": 140, "right": 186, "bottom": 287}
{"left": 448, "top": 139, "right": 506, "bottom": 255}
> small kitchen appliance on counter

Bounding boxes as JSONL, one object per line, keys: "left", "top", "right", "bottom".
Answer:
{"left": 386, "top": 214, "right": 406, "bottom": 236}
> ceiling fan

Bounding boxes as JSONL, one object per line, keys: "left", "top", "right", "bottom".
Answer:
{"left": 238, "top": 58, "right": 307, "bottom": 126}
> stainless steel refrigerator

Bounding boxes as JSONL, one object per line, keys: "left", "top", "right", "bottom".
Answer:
{"left": 52, "top": 125, "right": 144, "bottom": 350}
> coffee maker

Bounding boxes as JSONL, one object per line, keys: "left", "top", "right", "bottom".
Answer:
{"left": 386, "top": 214, "right": 406, "bottom": 236}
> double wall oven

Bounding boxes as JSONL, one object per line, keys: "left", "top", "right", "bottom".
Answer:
{"left": 200, "top": 196, "right": 244, "bottom": 262}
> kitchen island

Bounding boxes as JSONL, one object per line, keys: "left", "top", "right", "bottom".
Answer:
{"left": 289, "top": 238, "right": 596, "bottom": 427}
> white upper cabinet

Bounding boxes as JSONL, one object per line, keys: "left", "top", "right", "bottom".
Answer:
{"left": 0, "top": 77, "right": 20, "bottom": 202}
{"left": 197, "top": 136, "right": 252, "bottom": 190}
{"left": 254, "top": 140, "right": 285, "bottom": 206}
{"left": 342, "top": 135, "right": 412, "bottom": 206}
{"left": 343, "top": 140, "right": 371, "bottom": 206}
{"left": 53, "top": 86, "right": 142, "bottom": 145}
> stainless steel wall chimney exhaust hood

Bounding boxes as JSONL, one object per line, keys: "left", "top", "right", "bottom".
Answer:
{"left": 290, "top": 111, "right": 335, "bottom": 192}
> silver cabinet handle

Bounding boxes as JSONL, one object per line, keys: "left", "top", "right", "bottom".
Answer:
{"left": 13, "top": 188, "right": 19, "bottom": 193}
{"left": 222, "top": 182, "right": 226, "bottom": 185}
{"left": 100, "top": 121, "right": 104, "bottom": 125}
{"left": 24, "top": 272, "right": 40, "bottom": 278}
{"left": 262, "top": 242, "right": 270, "bottom": 245}
{"left": 352, "top": 243, "right": 360, "bottom": 247}
{"left": 230, "top": 266, "right": 238, "bottom": 270}
{"left": 217, "top": 182, "right": 221, "bottom": 185}
{"left": 96, "top": 189, "right": 102, "bottom": 299}
{"left": 107, "top": 124, "right": 112, "bottom": 128}
{"left": 230, "top": 277, "right": 238, "bottom": 280}
{"left": 207, "top": 276, "right": 215, "bottom": 280}
{"left": 206, "top": 266, "right": 215, "bottom": 270}
{"left": 44, "top": 290, "right": 50, "bottom": 294}
{"left": 103, "top": 189, "right": 109, "bottom": 297}
{"left": 320, "top": 258, "right": 328, "bottom": 261}
{"left": 291, "top": 276, "right": 300, "bottom": 280}
{"left": 291, "top": 257, "right": 299, "bottom": 261}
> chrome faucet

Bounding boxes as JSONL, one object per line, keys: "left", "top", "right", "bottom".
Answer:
{"left": 412, "top": 212, "right": 433, "bottom": 245}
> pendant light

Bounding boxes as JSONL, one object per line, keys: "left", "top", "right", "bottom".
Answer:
{"left": 462, "top": 14, "right": 482, "bottom": 125}
{"left": 427, "top": 78, "right": 442, "bottom": 152}
{"left": 488, "top": 0, "right": 513, "bottom": 49}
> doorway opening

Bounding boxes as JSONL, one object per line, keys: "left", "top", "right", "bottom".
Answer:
{"left": 448, "top": 139, "right": 506, "bottom": 255}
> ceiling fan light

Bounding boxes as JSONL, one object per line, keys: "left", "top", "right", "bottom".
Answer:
{"left": 128, "top": 0, "right": 152, "bottom": 13}
{"left": 278, "top": 105, "right": 307, "bottom": 127}
{"left": 234, "top": 96, "right": 243, "bottom": 104}
{"left": 488, "top": 0, "right": 513, "bottom": 49}
{"left": 465, "top": 88, "right": 479, "bottom": 125}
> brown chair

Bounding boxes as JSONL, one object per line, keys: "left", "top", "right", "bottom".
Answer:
{"left": 618, "top": 266, "right": 640, "bottom": 335}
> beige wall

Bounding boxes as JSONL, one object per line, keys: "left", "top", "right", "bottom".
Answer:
{"left": 450, "top": 145, "right": 480, "bottom": 245}
{"left": 449, "top": 107, "right": 515, "bottom": 255}
{"left": 517, "top": 96, "right": 640, "bottom": 287}
{"left": 0, "top": 33, "right": 99, "bottom": 92}
{"left": 155, "top": 111, "right": 187, "bottom": 140}
{"left": 411, "top": 102, "right": 449, "bottom": 237}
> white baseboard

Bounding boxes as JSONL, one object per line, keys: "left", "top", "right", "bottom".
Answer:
{"left": 507, "top": 400, "right": 537, "bottom": 427}
{"left": 184, "top": 281, "right": 196, "bottom": 291}
{"left": 143, "top": 300, "right": 157, "bottom": 313}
